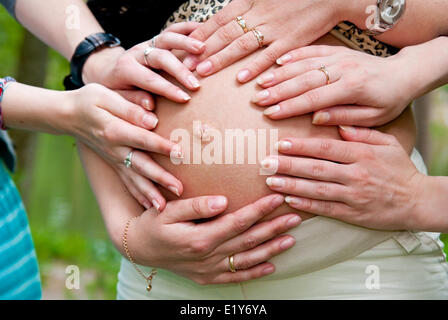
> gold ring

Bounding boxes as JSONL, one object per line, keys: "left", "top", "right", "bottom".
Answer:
{"left": 236, "top": 16, "right": 249, "bottom": 33}
{"left": 252, "top": 29, "right": 264, "bottom": 48}
{"left": 228, "top": 255, "right": 237, "bottom": 273}
{"left": 318, "top": 65, "right": 330, "bottom": 85}
{"left": 143, "top": 47, "right": 156, "bottom": 66}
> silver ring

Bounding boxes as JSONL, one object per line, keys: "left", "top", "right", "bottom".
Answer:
{"left": 150, "top": 35, "right": 158, "bottom": 48}
{"left": 252, "top": 29, "right": 264, "bottom": 48}
{"left": 124, "top": 151, "right": 134, "bottom": 168}
{"left": 143, "top": 47, "right": 156, "bottom": 66}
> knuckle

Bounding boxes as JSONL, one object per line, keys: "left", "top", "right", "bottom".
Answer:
{"left": 281, "top": 157, "right": 293, "bottom": 173}
{"left": 217, "top": 27, "right": 235, "bottom": 43}
{"left": 243, "top": 235, "right": 257, "bottom": 250}
{"left": 264, "top": 48, "right": 280, "bottom": 64}
{"left": 315, "top": 183, "right": 329, "bottom": 197}
{"left": 235, "top": 36, "right": 253, "bottom": 52}
{"left": 237, "top": 256, "right": 251, "bottom": 270}
{"left": 321, "top": 201, "right": 334, "bottom": 215}
{"left": 190, "top": 238, "right": 211, "bottom": 255}
{"left": 319, "top": 140, "right": 332, "bottom": 155}
{"left": 304, "top": 89, "right": 320, "bottom": 106}
{"left": 214, "top": 12, "right": 229, "bottom": 27}
{"left": 311, "top": 161, "right": 325, "bottom": 179}
{"left": 232, "top": 215, "right": 249, "bottom": 233}
{"left": 191, "top": 198, "right": 204, "bottom": 219}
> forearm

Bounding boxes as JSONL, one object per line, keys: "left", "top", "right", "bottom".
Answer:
{"left": 77, "top": 142, "right": 144, "bottom": 250}
{"left": 14, "top": 0, "right": 104, "bottom": 59}
{"left": 1, "top": 82, "right": 73, "bottom": 134}
{"left": 346, "top": 0, "right": 448, "bottom": 47}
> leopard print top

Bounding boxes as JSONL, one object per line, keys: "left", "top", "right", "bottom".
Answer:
{"left": 164, "top": 0, "right": 398, "bottom": 57}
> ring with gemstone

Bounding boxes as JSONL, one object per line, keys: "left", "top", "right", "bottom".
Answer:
{"left": 318, "top": 64, "right": 330, "bottom": 85}
{"left": 252, "top": 29, "right": 264, "bottom": 48}
{"left": 236, "top": 16, "right": 249, "bottom": 33}
{"left": 124, "top": 151, "right": 134, "bottom": 168}
{"left": 143, "top": 47, "right": 156, "bottom": 66}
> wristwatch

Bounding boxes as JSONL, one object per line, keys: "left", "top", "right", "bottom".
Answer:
{"left": 64, "top": 33, "right": 121, "bottom": 90}
{"left": 366, "top": 0, "right": 406, "bottom": 36}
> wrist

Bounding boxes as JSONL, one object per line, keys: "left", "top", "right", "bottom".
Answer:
{"left": 342, "top": 0, "right": 377, "bottom": 30}
{"left": 82, "top": 46, "right": 125, "bottom": 84}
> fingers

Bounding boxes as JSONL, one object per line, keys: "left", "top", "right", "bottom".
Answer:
{"left": 221, "top": 234, "right": 295, "bottom": 273}
{"left": 256, "top": 58, "right": 325, "bottom": 88}
{"left": 338, "top": 126, "right": 399, "bottom": 146}
{"left": 135, "top": 49, "right": 201, "bottom": 92}
{"left": 155, "top": 31, "right": 206, "bottom": 55}
{"left": 116, "top": 166, "right": 167, "bottom": 212}
{"left": 219, "top": 213, "right": 301, "bottom": 255}
{"left": 285, "top": 196, "right": 352, "bottom": 220}
{"left": 203, "top": 194, "right": 285, "bottom": 244}
{"left": 195, "top": 25, "right": 266, "bottom": 77}
{"left": 252, "top": 68, "right": 339, "bottom": 107}
{"left": 261, "top": 155, "right": 352, "bottom": 184}
{"left": 261, "top": 80, "right": 347, "bottom": 120}
{"left": 312, "top": 106, "right": 389, "bottom": 127}
{"left": 129, "top": 150, "right": 183, "bottom": 198}
{"left": 275, "top": 138, "right": 360, "bottom": 163}
{"left": 112, "top": 121, "right": 177, "bottom": 156}
{"left": 211, "top": 262, "right": 275, "bottom": 284}
{"left": 164, "top": 21, "right": 202, "bottom": 35}
{"left": 266, "top": 176, "right": 349, "bottom": 202}
{"left": 115, "top": 89, "right": 155, "bottom": 111}
{"left": 161, "top": 196, "right": 229, "bottom": 224}
{"left": 276, "top": 45, "right": 343, "bottom": 66}
{"left": 188, "top": 0, "right": 253, "bottom": 41}
{"left": 97, "top": 89, "right": 159, "bottom": 130}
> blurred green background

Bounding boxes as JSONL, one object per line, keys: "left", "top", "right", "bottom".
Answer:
{"left": 1, "top": 6, "right": 448, "bottom": 300}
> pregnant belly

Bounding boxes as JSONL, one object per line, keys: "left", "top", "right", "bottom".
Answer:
{"left": 151, "top": 34, "right": 415, "bottom": 222}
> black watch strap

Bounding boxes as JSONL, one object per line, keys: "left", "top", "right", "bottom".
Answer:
{"left": 64, "top": 32, "right": 121, "bottom": 90}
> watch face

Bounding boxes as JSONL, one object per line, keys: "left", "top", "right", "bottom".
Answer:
{"left": 380, "top": 0, "right": 406, "bottom": 25}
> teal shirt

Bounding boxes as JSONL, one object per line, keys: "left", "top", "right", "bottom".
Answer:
{"left": 0, "top": 131, "right": 15, "bottom": 172}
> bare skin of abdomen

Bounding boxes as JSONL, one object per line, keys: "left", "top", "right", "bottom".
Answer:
{"left": 152, "top": 34, "right": 416, "bottom": 222}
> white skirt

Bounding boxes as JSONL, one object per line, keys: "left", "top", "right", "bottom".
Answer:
{"left": 116, "top": 149, "right": 448, "bottom": 299}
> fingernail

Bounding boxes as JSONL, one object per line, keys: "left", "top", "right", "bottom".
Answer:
{"left": 171, "top": 144, "right": 184, "bottom": 159}
{"left": 256, "top": 73, "right": 274, "bottom": 86}
{"left": 261, "top": 157, "right": 278, "bottom": 170}
{"left": 275, "top": 140, "right": 292, "bottom": 151}
{"left": 263, "top": 105, "right": 281, "bottom": 116}
{"left": 142, "top": 201, "right": 151, "bottom": 210}
{"left": 152, "top": 200, "right": 161, "bottom": 212}
{"left": 184, "top": 56, "right": 199, "bottom": 70}
{"left": 286, "top": 215, "right": 301, "bottom": 228}
{"left": 142, "top": 99, "right": 151, "bottom": 110}
{"left": 271, "top": 194, "right": 285, "bottom": 207}
{"left": 251, "top": 90, "right": 270, "bottom": 103}
{"left": 339, "top": 125, "right": 357, "bottom": 134}
{"left": 263, "top": 266, "right": 274, "bottom": 274}
{"left": 285, "top": 196, "right": 301, "bottom": 206}
{"left": 192, "top": 40, "right": 205, "bottom": 51}
{"left": 263, "top": 265, "right": 275, "bottom": 274}
{"left": 197, "top": 60, "right": 212, "bottom": 75}
{"left": 312, "top": 112, "right": 330, "bottom": 125}
{"left": 143, "top": 115, "right": 158, "bottom": 129}
{"left": 178, "top": 90, "right": 191, "bottom": 101}
{"left": 188, "top": 75, "right": 201, "bottom": 89}
{"left": 168, "top": 186, "right": 180, "bottom": 197}
{"left": 280, "top": 237, "right": 295, "bottom": 250}
{"left": 266, "top": 177, "right": 285, "bottom": 188}
{"left": 237, "top": 69, "right": 251, "bottom": 83}
{"left": 276, "top": 54, "right": 291, "bottom": 65}
{"left": 208, "top": 196, "right": 227, "bottom": 210}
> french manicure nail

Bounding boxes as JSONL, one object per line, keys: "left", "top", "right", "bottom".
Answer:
{"left": 276, "top": 54, "right": 291, "bottom": 65}
{"left": 152, "top": 200, "right": 161, "bottom": 212}
{"left": 275, "top": 140, "right": 292, "bottom": 151}
{"left": 263, "top": 265, "right": 275, "bottom": 274}
{"left": 266, "top": 177, "right": 285, "bottom": 188}
{"left": 312, "top": 112, "right": 330, "bottom": 125}
{"left": 143, "top": 115, "right": 158, "bottom": 129}
{"left": 178, "top": 90, "right": 191, "bottom": 101}
{"left": 286, "top": 215, "right": 301, "bottom": 228}
{"left": 184, "top": 56, "right": 199, "bottom": 70}
{"left": 208, "top": 196, "right": 227, "bottom": 210}
{"left": 171, "top": 144, "right": 184, "bottom": 159}
{"left": 197, "top": 60, "right": 212, "bottom": 75}
{"left": 263, "top": 105, "right": 281, "bottom": 116}
{"left": 256, "top": 73, "right": 274, "bottom": 86}
{"left": 252, "top": 90, "right": 270, "bottom": 103}
{"left": 168, "top": 186, "right": 180, "bottom": 197}
{"left": 261, "top": 158, "right": 278, "bottom": 170}
{"left": 339, "top": 125, "right": 357, "bottom": 134}
{"left": 237, "top": 69, "right": 251, "bottom": 83}
{"left": 280, "top": 237, "right": 295, "bottom": 250}
{"left": 188, "top": 75, "right": 201, "bottom": 89}
{"left": 142, "top": 99, "right": 151, "bottom": 110}
{"left": 285, "top": 196, "right": 301, "bottom": 206}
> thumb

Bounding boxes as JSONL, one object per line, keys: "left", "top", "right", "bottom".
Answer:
{"left": 338, "top": 126, "right": 398, "bottom": 146}
{"left": 162, "top": 196, "right": 228, "bottom": 224}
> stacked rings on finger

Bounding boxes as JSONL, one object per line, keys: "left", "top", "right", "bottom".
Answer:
{"left": 318, "top": 64, "right": 331, "bottom": 85}
{"left": 228, "top": 255, "right": 237, "bottom": 273}
{"left": 124, "top": 150, "right": 134, "bottom": 168}
{"left": 252, "top": 29, "right": 264, "bottom": 48}
{"left": 236, "top": 16, "right": 249, "bottom": 33}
